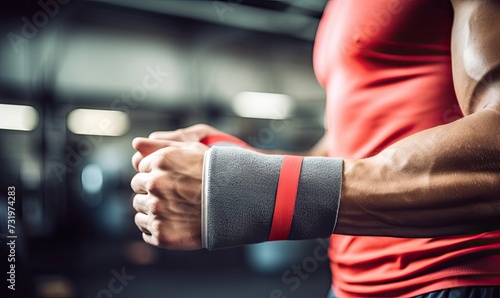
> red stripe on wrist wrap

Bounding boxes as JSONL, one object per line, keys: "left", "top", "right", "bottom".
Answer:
{"left": 268, "top": 155, "right": 304, "bottom": 241}
{"left": 200, "top": 134, "right": 252, "bottom": 149}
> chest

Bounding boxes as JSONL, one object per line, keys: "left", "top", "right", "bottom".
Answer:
{"left": 314, "top": 0, "right": 454, "bottom": 84}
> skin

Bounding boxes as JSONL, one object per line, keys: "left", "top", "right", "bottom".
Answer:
{"left": 130, "top": 0, "right": 500, "bottom": 250}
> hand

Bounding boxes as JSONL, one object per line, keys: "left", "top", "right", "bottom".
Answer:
{"left": 132, "top": 124, "right": 221, "bottom": 171}
{"left": 148, "top": 123, "right": 222, "bottom": 142}
{"left": 130, "top": 141, "right": 208, "bottom": 250}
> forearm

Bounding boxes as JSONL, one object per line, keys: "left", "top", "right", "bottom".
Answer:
{"left": 338, "top": 107, "right": 500, "bottom": 237}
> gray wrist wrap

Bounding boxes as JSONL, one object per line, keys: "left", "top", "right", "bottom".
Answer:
{"left": 202, "top": 147, "right": 343, "bottom": 250}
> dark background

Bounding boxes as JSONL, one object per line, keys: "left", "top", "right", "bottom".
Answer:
{"left": 0, "top": 1, "right": 331, "bottom": 297}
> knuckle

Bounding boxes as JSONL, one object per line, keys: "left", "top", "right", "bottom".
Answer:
{"left": 146, "top": 175, "right": 162, "bottom": 193}
{"left": 159, "top": 147, "right": 181, "bottom": 163}
{"left": 150, "top": 219, "right": 161, "bottom": 235}
{"left": 147, "top": 198, "right": 162, "bottom": 215}
{"left": 193, "top": 124, "right": 211, "bottom": 135}
{"left": 150, "top": 148, "right": 174, "bottom": 170}
{"left": 176, "top": 128, "right": 186, "bottom": 137}
{"left": 159, "top": 146, "right": 178, "bottom": 156}
{"left": 192, "top": 124, "right": 206, "bottom": 130}
{"left": 150, "top": 220, "right": 170, "bottom": 243}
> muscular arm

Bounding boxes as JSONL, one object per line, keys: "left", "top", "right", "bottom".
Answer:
{"left": 130, "top": 0, "right": 500, "bottom": 250}
{"left": 336, "top": 0, "right": 500, "bottom": 237}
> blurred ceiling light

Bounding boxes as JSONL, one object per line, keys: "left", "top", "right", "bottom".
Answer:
{"left": 21, "top": 159, "right": 41, "bottom": 189}
{"left": 67, "top": 109, "right": 129, "bottom": 136}
{"left": 232, "top": 92, "right": 294, "bottom": 119}
{"left": 81, "top": 164, "right": 103, "bottom": 195}
{"left": 0, "top": 104, "right": 39, "bottom": 131}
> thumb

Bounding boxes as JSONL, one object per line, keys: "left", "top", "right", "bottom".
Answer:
{"left": 132, "top": 137, "right": 173, "bottom": 156}
{"left": 132, "top": 138, "right": 198, "bottom": 171}
{"left": 132, "top": 138, "right": 175, "bottom": 171}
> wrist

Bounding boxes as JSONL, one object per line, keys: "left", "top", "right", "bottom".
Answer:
{"left": 202, "top": 147, "right": 343, "bottom": 250}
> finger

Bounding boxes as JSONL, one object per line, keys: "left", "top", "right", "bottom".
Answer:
{"left": 133, "top": 137, "right": 174, "bottom": 156}
{"left": 149, "top": 126, "right": 207, "bottom": 142}
{"left": 134, "top": 212, "right": 152, "bottom": 235}
{"left": 132, "top": 151, "right": 144, "bottom": 172}
{"left": 132, "top": 138, "right": 180, "bottom": 171}
{"left": 138, "top": 149, "right": 167, "bottom": 173}
{"left": 132, "top": 193, "right": 149, "bottom": 214}
{"left": 149, "top": 130, "right": 182, "bottom": 141}
{"left": 137, "top": 144, "right": 190, "bottom": 173}
{"left": 131, "top": 172, "right": 150, "bottom": 194}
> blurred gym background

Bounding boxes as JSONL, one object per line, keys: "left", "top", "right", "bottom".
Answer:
{"left": 0, "top": 0, "right": 330, "bottom": 297}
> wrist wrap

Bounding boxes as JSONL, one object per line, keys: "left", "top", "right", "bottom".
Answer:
{"left": 202, "top": 147, "right": 343, "bottom": 250}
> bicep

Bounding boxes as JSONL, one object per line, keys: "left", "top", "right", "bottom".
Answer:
{"left": 451, "top": 0, "right": 500, "bottom": 115}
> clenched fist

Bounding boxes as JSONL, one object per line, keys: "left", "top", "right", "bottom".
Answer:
{"left": 130, "top": 139, "right": 208, "bottom": 250}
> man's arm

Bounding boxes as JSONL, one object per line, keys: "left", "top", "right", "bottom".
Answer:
{"left": 129, "top": 0, "right": 500, "bottom": 250}
{"left": 336, "top": 0, "right": 500, "bottom": 237}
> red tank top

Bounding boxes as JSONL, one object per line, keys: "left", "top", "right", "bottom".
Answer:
{"left": 313, "top": 1, "right": 500, "bottom": 297}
